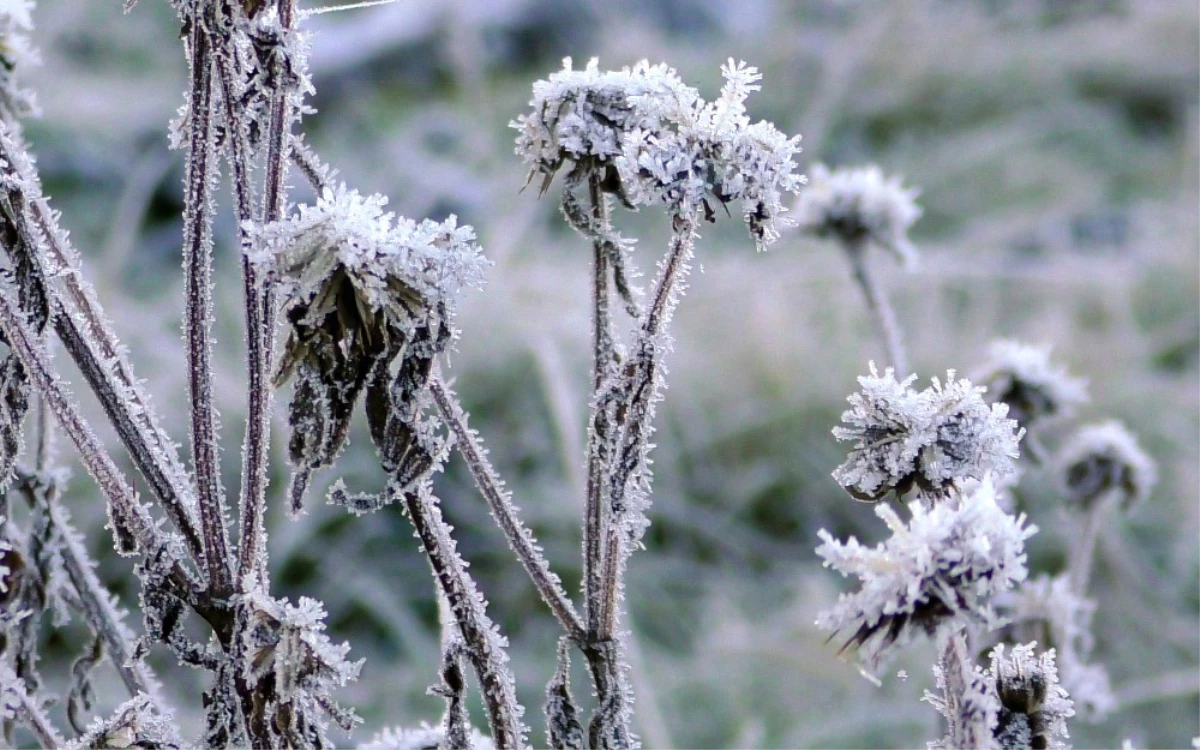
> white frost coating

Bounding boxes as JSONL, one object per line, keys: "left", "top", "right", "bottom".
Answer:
{"left": 0, "top": 0, "right": 38, "bottom": 120}
{"left": 359, "top": 722, "right": 496, "bottom": 750}
{"left": 1056, "top": 420, "right": 1156, "bottom": 513}
{"left": 975, "top": 340, "right": 1089, "bottom": 429}
{"left": 65, "top": 693, "right": 182, "bottom": 750}
{"left": 815, "top": 476, "right": 1035, "bottom": 669}
{"left": 252, "top": 183, "right": 489, "bottom": 323}
{"left": 832, "top": 363, "right": 1023, "bottom": 502}
{"left": 795, "top": 163, "right": 921, "bottom": 265}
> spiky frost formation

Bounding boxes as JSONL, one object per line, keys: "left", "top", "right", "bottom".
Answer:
{"left": 996, "top": 574, "right": 1115, "bottom": 720}
{"left": 833, "top": 363, "right": 1023, "bottom": 502}
{"left": 65, "top": 694, "right": 181, "bottom": 750}
{"left": 816, "top": 477, "right": 1035, "bottom": 669}
{"left": 976, "top": 341, "right": 1089, "bottom": 430}
{"left": 1056, "top": 421, "right": 1156, "bottom": 513}
{"left": 617, "top": 59, "right": 805, "bottom": 248}
{"left": 252, "top": 184, "right": 488, "bottom": 482}
{"left": 991, "top": 643, "right": 1075, "bottom": 750}
{"left": 795, "top": 163, "right": 920, "bottom": 264}
{"left": 238, "top": 590, "right": 363, "bottom": 738}
{"left": 512, "top": 57, "right": 695, "bottom": 194}
{"left": 358, "top": 723, "right": 495, "bottom": 750}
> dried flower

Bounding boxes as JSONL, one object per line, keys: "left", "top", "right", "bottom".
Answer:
{"left": 617, "top": 59, "right": 805, "bottom": 248}
{"left": 1056, "top": 421, "right": 1155, "bottom": 513}
{"left": 795, "top": 164, "right": 921, "bottom": 264}
{"left": 995, "top": 574, "right": 1115, "bottom": 721}
{"left": 976, "top": 341, "right": 1089, "bottom": 431}
{"left": 512, "top": 57, "right": 695, "bottom": 196}
{"left": 991, "top": 643, "right": 1075, "bottom": 750}
{"left": 832, "top": 363, "right": 1023, "bottom": 502}
{"left": 252, "top": 184, "right": 488, "bottom": 476}
{"left": 816, "top": 476, "right": 1035, "bottom": 669}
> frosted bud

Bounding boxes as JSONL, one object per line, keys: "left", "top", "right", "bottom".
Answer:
{"left": 1056, "top": 421, "right": 1155, "bottom": 513}
{"left": 976, "top": 340, "right": 1089, "bottom": 431}
{"left": 795, "top": 164, "right": 920, "bottom": 264}
{"left": 991, "top": 643, "right": 1075, "bottom": 750}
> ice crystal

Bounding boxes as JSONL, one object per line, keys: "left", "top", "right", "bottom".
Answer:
{"left": 833, "top": 363, "right": 1023, "bottom": 502}
{"left": 816, "top": 476, "right": 1035, "bottom": 669}
{"left": 66, "top": 694, "right": 181, "bottom": 750}
{"left": 795, "top": 164, "right": 921, "bottom": 264}
{"left": 977, "top": 340, "right": 1088, "bottom": 430}
{"left": 1056, "top": 421, "right": 1155, "bottom": 513}
{"left": 252, "top": 184, "right": 487, "bottom": 482}
{"left": 991, "top": 643, "right": 1075, "bottom": 750}
{"left": 358, "top": 722, "right": 495, "bottom": 750}
{"left": 512, "top": 57, "right": 696, "bottom": 195}
{"left": 996, "top": 574, "right": 1114, "bottom": 721}
{"left": 617, "top": 59, "right": 805, "bottom": 248}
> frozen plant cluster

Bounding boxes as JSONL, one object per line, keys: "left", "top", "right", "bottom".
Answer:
{"left": 831, "top": 363, "right": 1023, "bottom": 502}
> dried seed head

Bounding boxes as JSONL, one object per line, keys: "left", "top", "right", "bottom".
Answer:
{"left": 815, "top": 476, "right": 1035, "bottom": 669}
{"left": 990, "top": 643, "right": 1075, "bottom": 750}
{"left": 833, "top": 363, "right": 1022, "bottom": 503}
{"left": 795, "top": 164, "right": 920, "bottom": 264}
{"left": 616, "top": 59, "right": 805, "bottom": 248}
{"left": 512, "top": 57, "right": 696, "bottom": 195}
{"left": 252, "top": 184, "right": 487, "bottom": 475}
{"left": 977, "top": 340, "right": 1089, "bottom": 431}
{"left": 1056, "top": 421, "right": 1155, "bottom": 513}
{"left": 0, "top": 0, "right": 38, "bottom": 121}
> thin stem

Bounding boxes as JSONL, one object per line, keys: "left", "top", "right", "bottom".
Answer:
{"left": 181, "top": 17, "right": 232, "bottom": 596}
{"left": 401, "top": 486, "right": 526, "bottom": 749}
{"left": 0, "top": 664, "right": 63, "bottom": 749}
{"left": 429, "top": 375, "right": 586, "bottom": 642}
{"left": 844, "top": 236, "right": 908, "bottom": 376}
{"left": 1068, "top": 490, "right": 1114, "bottom": 596}
{"left": 0, "top": 287, "right": 202, "bottom": 604}
{"left": 0, "top": 161, "right": 204, "bottom": 562}
{"left": 215, "top": 46, "right": 272, "bottom": 593}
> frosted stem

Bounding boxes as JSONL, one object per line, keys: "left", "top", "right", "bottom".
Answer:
{"left": 215, "top": 46, "right": 274, "bottom": 593}
{"left": 0, "top": 287, "right": 201, "bottom": 604}
{"left": 181, "top": 18, "right": 233, "bottom": 596}
{"left": 429, "top": 375, "right": 586, "bottom": 642}
{"left": 1068, "top": 489, "right": 1114, "bottom": 596}
{"left": 401, "top": 486, "right": 526, "bottom": 749}
{"left": 0, "top": 148, "right": 204, "bottom": 563}
{"left": 0, "top": 663, "right": 64, "bottom": 749}
{"left": 844, "top": 236, "right": 908, "bottom": 376}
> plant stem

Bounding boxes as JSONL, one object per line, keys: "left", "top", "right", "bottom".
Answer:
{"left": 0, "top": 664, "right": 63, "bottom": 749}
{"left": 429, "top": 375, "right": 586, "bottom": 642}
{"left": 1068, "top": 489, "right": 1114, "bottom": 596}
{"left": 181, "top": 16, "right": 232, "bottom": 597}
{"left": 844, "top": 235, "right": 908, "bottom": 376}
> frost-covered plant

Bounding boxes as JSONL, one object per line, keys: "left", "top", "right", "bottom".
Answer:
{"left": 815, "top": 476, "right": 1035, "bottom": 669}
{"left": 1057, "top": 420, "right": 1156, "bottom": 513}
{"left": 832, "top": 363, "right": 1023, "bottom": 503}
{"left": 0, "top": 0, "right": 37, "bottom": 122}
{"left": 976, "top": 340, "right": 1089, "bottom": 434}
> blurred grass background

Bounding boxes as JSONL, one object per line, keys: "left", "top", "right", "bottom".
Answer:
{"left": 15, "top": 0, "right": 1198, "bottom": 747}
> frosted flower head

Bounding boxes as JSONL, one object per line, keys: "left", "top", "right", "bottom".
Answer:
{"left": 253, "top": 184, "right": 487, "bottom": 471}
{"left": 833, "top": 363, "right": 1023, "bottom": 503}
{"left": 991, "top": 643, "right": 1075, "bottom": 750}
{"left": 977, "top": 340, "right": 1089, "bottom": 430}
{"left": 512, "top": 57, "right": 696, "bottom": 196}
{"left": 70, "top": 695, "right": 181, "bottom": 750}
{"left": 1056, "top": 421, "right": 1155, "bottom": 513}
{"left": 795, "top": 164, "right": 920, "bottom": 264}
{"left": 240, "top": 591, "right": 363, "bottom": 731}
{"left": 815, "top": 477, "right": 1035, "bottom": 669}
{"left": 995, "top": 574, "right": 1115, "bottom": 721}
{"left": 617, "top": 59, "right": 805, "bottom": 249}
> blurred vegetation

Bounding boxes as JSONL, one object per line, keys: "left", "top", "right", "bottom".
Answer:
{"left": 17, "top": 0, "right": 1198, "bottom": 747}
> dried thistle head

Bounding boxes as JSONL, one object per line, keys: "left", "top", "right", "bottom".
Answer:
{"left": 616, "top": 59, "right": 805, "bottom": 248}
{"left": 990, "top": 643, "right": 1075, "bottom": 750}
{"left": 832, "top": 363, "right": 1023, "bottom": 503}
{"left": 1056, "top": 421, "right": 1156, "bottom": 513}
{"left": 815, "top": 477, "right": 1035, "bottom": 669}
{"left": 977, "top": 341, "right": 1089, "bottom": 431}
{"left": 252, "top": 184, "right": 487, "bottom": 474}
{"left": 795, "top": 164, "right": 920, "bottom": 264}
{"left": 511, "top": 56, "right": 695, "bottom": 196}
